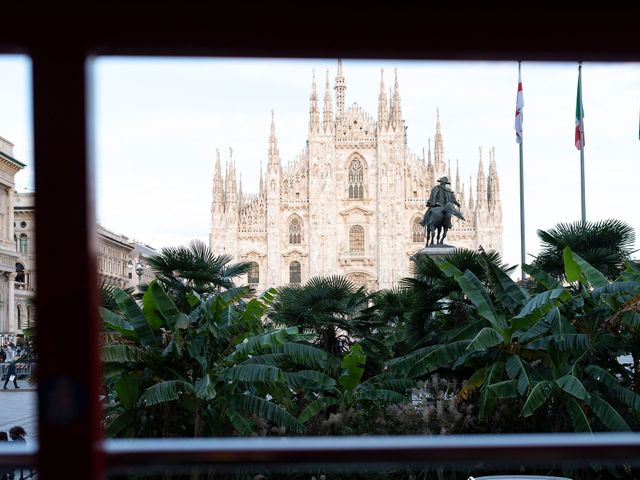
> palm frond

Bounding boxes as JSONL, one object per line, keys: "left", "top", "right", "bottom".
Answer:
{"left": 522, "top": 381, "right": 555, "bottom": 417}
{"left": 457, "top": 367, "right": 488, "bottom": 401}
{"left": 222, "top": 364, "right": 283, "bottom": 383}
{"left": 566, "top": 398, "right": 592, "bottom": 433}
{"left": 102, "top": 344, "right": 139, "bottom": 363}
{"left": 358, "top": 387, "right": 408, "bottom": 403}
{"left": 298, "top": 397, "right": 339, "bottom": 423}
{"left": 586, "top": 394, "right": 631, "bottom": 431}
{"left": 555, "top": 374, "right": 590, "bottom": 401}
{"left": 584, "top": 365, "right": 640, "bottom": 412}
{"left": 284, "top": 370, "right": 337, "bottom": 391}
{"left": 231, "top": 393, "right": 304, "bottom": 433}
{"left": 138, "top": 380, "right": 194, "bottom": 407}
{"left": 535, "top": 219, "right": 635, "bottom": 280}
{"left": 466, "top": 327, "right": 504, "bottom": 352}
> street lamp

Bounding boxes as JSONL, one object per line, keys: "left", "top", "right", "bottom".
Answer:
{"left": 135, "top": 261, "right": 144, "bottom": 286}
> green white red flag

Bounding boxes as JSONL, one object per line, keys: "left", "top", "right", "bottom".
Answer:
{"left": 575, "top": 65, "right": 585, "bottom": 150}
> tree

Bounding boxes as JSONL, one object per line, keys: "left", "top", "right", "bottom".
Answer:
{"left": 102, "top": 281, "right": 309, "bottom": 437}
{"left": 145, "top": 239, "right": 252, "bottom": 311}
{"left": 389, "top": 248, "right": 640, "bottom": 433}
{"left": 534, "top": 219, "right": 635, "bottom": 280}
{"left": 391, "top": 248, "right": 513, "bottom": 357}
{"left": 268, "top": 276, "right": 373, "bottom": 356}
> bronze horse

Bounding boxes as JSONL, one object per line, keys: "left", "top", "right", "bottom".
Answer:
{"left": 420, "top": 202, "right": 465, "bottom": 245}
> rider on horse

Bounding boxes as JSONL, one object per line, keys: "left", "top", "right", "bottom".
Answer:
{"left": 420, "top": 176, "right": 461, "bottom": 229}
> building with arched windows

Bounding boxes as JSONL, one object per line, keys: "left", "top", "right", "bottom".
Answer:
{"left": 14, "top": 192, "right": 35, "bottom": 335}
{"left": 0, "top": 137, "right": 26, "bottom": 340}
{"left": 210, "top": 62, "right": 502, "bottom": 291}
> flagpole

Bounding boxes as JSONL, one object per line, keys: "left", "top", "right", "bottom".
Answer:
{"left": 517, "top": 62, "right": 526, "bottom": 281}
{"left": 578, "top": 63, "right": 586, "bottom": 225}
{"left": 580, "top": 137, "right": 586, "bottom": 225}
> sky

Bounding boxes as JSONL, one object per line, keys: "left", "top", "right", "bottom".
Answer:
{"left": 1, "top": 55, "right": 639, "bottom": 274}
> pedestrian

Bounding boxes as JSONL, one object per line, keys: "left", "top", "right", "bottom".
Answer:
{"left": 3, "top": 361, "right": 19, "bottom": 389}
{"left": 8, "top": 426, "right": 25, "bottom": 443}
{"left": 4, "top": 344, "right": 13, "bottom": 363}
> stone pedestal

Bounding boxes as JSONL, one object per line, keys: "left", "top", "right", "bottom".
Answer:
{"left": 410, "top": 244, "right": 456, "bottom": 262}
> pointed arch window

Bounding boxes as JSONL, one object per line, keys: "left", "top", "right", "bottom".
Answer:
{"left": 289, "top": 261, "right": 301, "bottom": 284}
{"left": 348, "top": 159, "right": 364, "bottom": 199}
{"left": 289, "top": 218, "right": 302, "bottom": 244}
{"left": 247, "top": 262, "right": 259, "bottom": 285}
{"left": 412, "top": 218, "right": 424, "bottom": 243}
{"left": 349, "top": 225, "right": 365, "bottom": 255}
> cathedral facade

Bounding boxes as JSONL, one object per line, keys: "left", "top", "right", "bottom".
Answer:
{"left": 210, "top": 62, "right": 502, "bottom": 292}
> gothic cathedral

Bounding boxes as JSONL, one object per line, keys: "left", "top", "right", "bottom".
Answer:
{"left": 210, "top": 61, "right": 502, "bottom": 291}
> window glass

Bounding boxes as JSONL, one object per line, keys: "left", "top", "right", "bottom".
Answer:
{"left": 289, "top": 218, "right": 302, "bottom": 244}
{"left": 349, "top": 225, "right": 365, "bottom": 255}
{"left": 247, "top": 262, "right": 259, "bottom": 284}
{"left": 289, "top": 261, "right": 301, "bottom": 284}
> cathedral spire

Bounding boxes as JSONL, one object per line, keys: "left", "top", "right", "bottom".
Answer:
{"left": 226, "top": 147, "right": 237, "bottom": 200}
{"left": 334, "top": 59, "right": 346, "bottom": 119}
{"left": 455, "top": 159, "right": 461, "bottom": 195}
{"left": 309, "top": 70, "right": 319, "bottom": 133}
{"left": 390, "top": 68, "right": 402, "bottom": 130}
{"left": 460, "top": 180, "right": 467, "bottom": 211}
{"left": 323, "top": 69, "right": 333, "bottom": 132}
{"left": 238, "top": 172, "right": 243, "bottom": 207}
{"left": 259, "top": 160, "right": 264, "bottom": 196}
{"left": 487, "top": 146, "right": 501, "bottom": 210}
{"left": 378, "top": 68, "right": 388, "bottom": 130}
{"left": 213, "top": 147, "right": 224, "bottom": 207}
{"left": 468, "top": 176, "right": 475, "bottom": 210}
{"left": 434, "top": 108, "right": 445, "bottom": 176}
{"left": 476, "top": 147, "right": 486, "bottom": 209}
{"left": 427, "top": 138, "right": 432, "bottom": 167}
{"left": 268, "top": 110, "right": 280, "bottom": 165}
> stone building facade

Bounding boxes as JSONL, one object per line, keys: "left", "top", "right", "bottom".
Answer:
{"left": 96, "top": 224, "right": 134, "bottom": 289}
{"left": 14, "top": 192, "right": 35, "bottom": 332}
{"left": 210, "top": 62, "right": 502, "bottom": 292}
{"left": 96, "top": 225, "right": 159, "bottom": 291}
{"left": 0, "top": 136, "right": 25, "bottom": 338}
{"left": 127, "top": 242, "right": 158, "bottom": 290}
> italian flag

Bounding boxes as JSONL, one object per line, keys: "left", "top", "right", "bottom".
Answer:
{"left": 575, "top": 65, "right": 585, "bottom": 150}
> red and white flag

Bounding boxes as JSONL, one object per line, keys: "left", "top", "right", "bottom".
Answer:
{"left": 515, "top": 63, "right": 524, "bottom": 144}
{"left": 575, "top": 65, "right": 585, "bottom": 150}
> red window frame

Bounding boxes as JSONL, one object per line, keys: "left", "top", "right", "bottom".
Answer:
{"left": 2, "top": 7, "right": 640, "bottom": 479}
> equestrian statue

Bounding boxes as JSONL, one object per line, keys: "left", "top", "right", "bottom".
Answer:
{"left": 419, "top": 176, "right": 465, "bottom": 246}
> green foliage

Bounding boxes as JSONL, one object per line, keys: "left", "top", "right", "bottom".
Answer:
{"left": 391, "top": 243, "right": 640, "bottom": 432}
{"left": 146, "top": 239, "right": 252, "bottom": 311}
{"left": 101, "top": 226, "right": 640, "bottom": 440}
{"left": 102, "top": 278, "right": 321, "bottom": 437}
{"left": 338, "top": 343, "right": 366, "bottom": 391}
{"left": 535, "top": 219, "right": 635, "bottom": 280}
